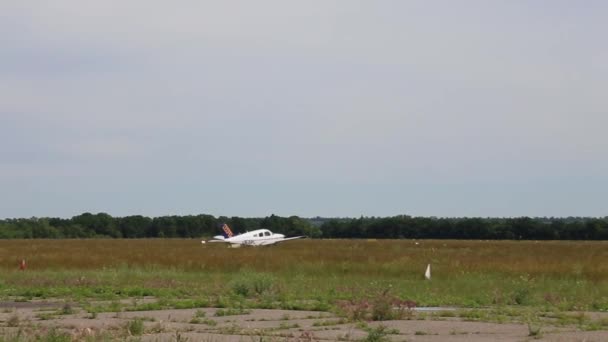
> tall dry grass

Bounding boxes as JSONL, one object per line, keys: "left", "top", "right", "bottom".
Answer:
{"left": 1, "top": 239, "right": 606, "bottom": 280}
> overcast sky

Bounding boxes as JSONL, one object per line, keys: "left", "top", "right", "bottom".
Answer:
{"left": 1, "top": 1, "right": 607, "bottom": 218}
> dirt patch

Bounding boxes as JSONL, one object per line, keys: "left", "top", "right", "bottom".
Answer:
{"left": 0, "top": 301, "right": 606, "bottom": 341}
{"left": 0, "top": 300, "right": 65, "bottom": 310}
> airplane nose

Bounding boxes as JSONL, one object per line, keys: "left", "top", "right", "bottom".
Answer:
{"left": 277, "top": 234, "right": 285, "bottom": 238}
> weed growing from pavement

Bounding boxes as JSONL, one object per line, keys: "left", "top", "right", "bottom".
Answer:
{"left": 336, "top": 288, "right": 416, "bottom": 321}
{"left": 126, "top": 318, "right": 144, "bottom": 336}
{"left": 360, "top": 325, "right": 391, "bottom": 342}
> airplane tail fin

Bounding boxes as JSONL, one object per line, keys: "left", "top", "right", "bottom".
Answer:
{"left": 221, "top": 223, "right": 234, "bottom": 238}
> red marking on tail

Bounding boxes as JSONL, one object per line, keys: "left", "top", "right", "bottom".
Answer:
{"left": 222, "top": 224, "right": 234, "bottom": 238}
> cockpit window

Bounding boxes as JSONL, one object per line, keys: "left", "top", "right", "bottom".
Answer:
{"left": 264, "top": 231, "right": 271, "bottom": 237}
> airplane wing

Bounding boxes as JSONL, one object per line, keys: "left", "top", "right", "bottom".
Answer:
{"left": 274, "top": 236, "right": 306, "bottom": 244}
{"left": 202, "top": 236, "right": 229, "bottom": 244}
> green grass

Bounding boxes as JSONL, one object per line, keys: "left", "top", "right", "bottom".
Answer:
{"left": 1, "top": 268, "right": 605, "bottom": 312}
{"left": 361, "top": 325, "right": 392, "bottom": 342}
{"left": 126, "top": 318, "right": 144, "bottom": 336}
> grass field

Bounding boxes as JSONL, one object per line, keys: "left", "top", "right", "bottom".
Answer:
{"left": 0, "top": 239, "right": 607, "bottom": 340}
{"left": 1, "top": 239, "right": 607, "bottom": 312}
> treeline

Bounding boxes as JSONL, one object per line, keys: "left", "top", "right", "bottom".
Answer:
{"left": 0, "top": 213, "right": 607, "bottom": 240}
{"left": 0, "top": 213, "right": 321, "bottom": 239}
{"left": 319, "top": 216, "right": 608, "bottom": 240}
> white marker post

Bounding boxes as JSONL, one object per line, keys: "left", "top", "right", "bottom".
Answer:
{"left": 424, "top": 264, "right": 431, "bottom": 280}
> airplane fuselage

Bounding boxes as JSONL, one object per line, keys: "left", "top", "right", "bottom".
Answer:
{"left": 213, "top": 229, "right": 287, "bottom": 246}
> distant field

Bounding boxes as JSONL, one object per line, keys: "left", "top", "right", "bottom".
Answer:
{"left": 0, "top": 239, "right": 606, "bottom": 311}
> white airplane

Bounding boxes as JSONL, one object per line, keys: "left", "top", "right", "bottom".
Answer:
{"left": 202, "top": 224, "right": 305, "bottom": 247}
